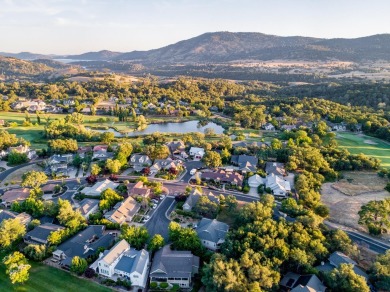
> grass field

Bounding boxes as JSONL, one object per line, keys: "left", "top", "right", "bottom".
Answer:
{"left": 336, "top": 132, "right": 390, "bottom": 167}
{"left": 0, "top": 261, "right": 112, "bottom": 292}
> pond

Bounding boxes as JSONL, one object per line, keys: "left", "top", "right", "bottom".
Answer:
{"left": 86, "top": 120, "right": 225, "bottom": 137}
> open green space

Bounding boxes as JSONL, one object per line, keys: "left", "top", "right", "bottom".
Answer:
{"left": 0, "top": 261, "right": 112, "bottom": 292}
{"left": 336, "top": 132, "right": 390, "bottom": 167}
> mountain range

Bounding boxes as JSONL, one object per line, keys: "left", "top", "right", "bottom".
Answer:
{"left": 2, "top": 32, "right": 390, "bottom": 63}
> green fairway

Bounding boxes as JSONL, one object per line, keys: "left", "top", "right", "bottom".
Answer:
{"left": 336, "top": 132, "right": 390, "bottom": 167}
{"left": 0, "top": 261, "right": 112, "bottom": 292}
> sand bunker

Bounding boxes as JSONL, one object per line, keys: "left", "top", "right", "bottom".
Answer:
{"left": 363, "top": 139, "right": 378, "bottom": 145}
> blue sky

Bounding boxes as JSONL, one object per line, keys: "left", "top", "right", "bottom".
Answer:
{"left": 1, "top": 0, "right": 390, "bottom": 54}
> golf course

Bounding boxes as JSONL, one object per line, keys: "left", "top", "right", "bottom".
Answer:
{"left": 336, "top": 132, "right": 390, "bottom": 167}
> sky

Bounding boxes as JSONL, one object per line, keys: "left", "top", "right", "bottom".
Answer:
{"left": 1, "top": 0, "right": 390, "bottom": 54}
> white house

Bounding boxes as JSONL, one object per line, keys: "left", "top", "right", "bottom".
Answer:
{"left": 189, "top": 147, "right": 205, "bottom": 160}
{"left": 82, "top": 179, "right": 119, "bottom": 197}
{"left": 248, "top": 174, "right": 264, "bottom": 188}
{"left": 265, "top": 173, "right": 291, "bottom": 197}
{"left": 91, "top": 239, "right": 149, "bottom": 288}
{"left": 196, "top": 218, "right": 229, "bottom": 251}
{"left": 263, "top": 123, "right": 275, "bottom": 131}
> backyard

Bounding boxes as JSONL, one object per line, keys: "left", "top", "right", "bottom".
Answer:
{"left": 0, "top": 261, "right": 113, "bottom": 292}
{"left": 336, "top": 132, "right": 390, "bottom": 167}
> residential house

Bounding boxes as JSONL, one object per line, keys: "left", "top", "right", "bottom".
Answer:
{"left": 263, "top": 123, "right": 276, "bottom": 131}
{"left": 230, "top": 154, "right": 258, "bottom": 173}
{"left": 280, "top": 272, "right": 326, "bottom": 292}
{"left": 24, "top": 223, "right": 65, "bottom": 245}
{"left": 332, "top": 123, "right": 347, "bottom": 132}
{"left": 150, "top": 158, "right": 182, "bottom": 175}
{"left": 92, "top": 150, "right": 114, "bottom": 161}
{"left": 82, "top": 179, "right": 119, "bottom": 197}
{"left": 93, "top": 145, "right": 108, "bottom": 152}
{"left": 8, "top": 145, "right": 36, "bottom": 160}
{"left": 233, "top": 141, "right": 270, "bottom": 149}
{"left": 248, "top": 174, "right": 264, "bottom": 188}
{"left": 127, "top": 181, "right": 151, "bottom": 198}
{"left": 201, "top": 169, "right": 244, "bottom": 187}
{"left": 196, "top": 218, "right": 229, "bottom": 251}
{"left": 63, "top": 99, "right": 75, "bottom": 106}
{"left": 1, "top": 188, "right": 30, "bottom": 207}
{"left": 280, "top": 124, "right": 297, "bottom": 131}
{"left": 77, "top": 146, "right": 92, "bottom": 158}
{"left": 149, "top": 245, "right": 200, "bottom": 289}
{"left": 46, "top": 154, "right": 74, "bottom": 175}
{"left": 183, "top": 189, "right": 219, "bottom": 212}
{"left": 0, "top": 210, "right": 31, "bottom": 225}
{"left": 48, "top": 154, "right": 74, "bottom": 165}
{"left": 316, "top": 251, "right": 368, "bottom": 281}
{"left": 265, "top": 162, "right": 287, "bottom": 177}
{"left": 77, "top": 199, "right": 100, "bottom": 219}
{"left": 189, "top": 147, "right": 205, "bottom": 160}
{"left": 104, "top": 197, "right": 140, "bottom": 225}
{"left": 92, "top": 145, "right": 113, "bottom": 160}
{"left": 91, "top": 239, "right": 149, "bottom": 288}
{"left": 53, "top": 225, "right": 115, "bottom": 267}
{"left": 129, "top": 154, "right": 152, "bottom": 172}
{"left": 166, "top": 140, "right": 186, "bottom": 156}
{"left": 265, "top": 173, "right": 291, "bottom": 197}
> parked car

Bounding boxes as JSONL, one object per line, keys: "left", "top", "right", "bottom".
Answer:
{"left": 152, "top": 204, "right": 157, "bottom": 209}
{"left": 190, "top": 169, "right": 197, "bottom": 175}
{"left": 159, "top": 195, "right": 166, "bottom": 200}
{"left": 151, "top": 199, "right": 159, "bottom": 204}
{"left": 142, "top": 215, "right": 150, "bottom": 222}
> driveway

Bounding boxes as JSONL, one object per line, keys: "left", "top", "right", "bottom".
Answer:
{"left": 144, "top": 196, "right": 176, "bottom": 241}
{"left": 181, "top": 160, "right": 205, "bottom": 182}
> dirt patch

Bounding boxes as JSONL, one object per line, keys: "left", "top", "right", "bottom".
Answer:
{"left": 0, "top": 164, "right": 43, "bottom": 186}
{"left": 321, "top": 172, "right": 390, "bottom": 231}
{"left": 332, "top": 172, "right": 387, "bottom": 196}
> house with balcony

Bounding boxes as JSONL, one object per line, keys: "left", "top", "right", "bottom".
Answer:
{"left": 90, "top": 239, "right": 149, "bottom": 288}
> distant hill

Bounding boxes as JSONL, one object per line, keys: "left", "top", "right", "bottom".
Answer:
{"left": 0, "top": 56, "right": 54, "bottom": 76}
{"left": 0, "top": 52, "right": 54, "bottom": 60}
{"left": 2, "top": 32, "right": 390, "bottom": 65}
{"left": 115, "top": 32, "right": 390, "bottom": 63}
{"left": 64, "top": 50, "right": 123, "bottom": 61}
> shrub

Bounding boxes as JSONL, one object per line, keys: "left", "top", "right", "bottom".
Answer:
{"left": 160, "top": 282, "right": 169, "bottom": 289}
{"left": 150, "top": 282, "right": 158, "bottom": 289}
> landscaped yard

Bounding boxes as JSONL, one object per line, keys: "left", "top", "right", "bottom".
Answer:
{"left": 0, "top": 261, "right": 113, "bottom": 292}
{"left": 336, "top": 132, "right": 390, "bottom": 167}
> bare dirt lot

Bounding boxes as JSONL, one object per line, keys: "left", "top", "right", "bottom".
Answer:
{"left": 321, "top": 172, "right": 390, "bottom": 231}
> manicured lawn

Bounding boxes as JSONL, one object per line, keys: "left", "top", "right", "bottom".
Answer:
{"left": 336, "top": 132, "right": 390, "bottom": 167}
{"left": 0, "top": 261, "right": 113, "bottom": 292}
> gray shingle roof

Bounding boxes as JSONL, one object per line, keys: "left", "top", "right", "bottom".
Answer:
{"left": 56, "top": 225, "right": 115, "bottom": 266}
{"left": 196, "top": 218, "right": 229, "bottom": 244}
{"left": 24, "top": 223, "right": 64, "bottom": 243}
{"left": 150, "top": 245, "right": 199, "bottom": 279}
{"left": 115, "top": 248, "right": 149, "bottom": 275}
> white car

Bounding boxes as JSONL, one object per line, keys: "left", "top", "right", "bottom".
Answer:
{"left": 151, "top": 199, "right": 159, "bottom": 204}
{"left": 142, "top": 215, "right": 150, "bottom": 222}
{"left": 152, "top": 204, "right": 157, "bottom": 209}
{"left": 159, "top": 195, "right": 166, "bottom": 200}
{"left": 190, "top": 169, "right": 197, "bottom": 175}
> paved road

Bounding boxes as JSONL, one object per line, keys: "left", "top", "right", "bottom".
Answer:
{"left": 346, "top": 231, "right": 390, "bottom": 254}
{"left": 144, "top": 196, "right": 176, "bottom": 241}
{"left": 181, "top": 161, "right": 205, "bottom": 182}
